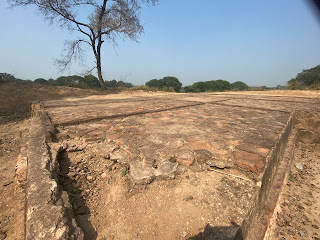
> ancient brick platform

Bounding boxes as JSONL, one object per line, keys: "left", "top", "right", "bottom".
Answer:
{"left": 44, "top": 93, "right": 319, "bottom": 182}
{"left": 25, "top": 92, "right": 320, "bottom": 239}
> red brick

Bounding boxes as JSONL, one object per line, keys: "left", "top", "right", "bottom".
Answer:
{"left": 108, "top": 133, "right": 122, "bottom": 140}
{"left": 234, "top": 150, "right": 265, "bottom": 175}
{"left": 187, "top": 138, "right": 211, "bottom": 150}
{"left": 176, "top": 149, "right": 194, "bottom": 166}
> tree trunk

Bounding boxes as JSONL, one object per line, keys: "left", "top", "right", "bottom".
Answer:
{"left": 96, "top": 48, "right": 105, "bottom": 88}
{"left": 95, "top": 0, "right": 108, "bottom": 89}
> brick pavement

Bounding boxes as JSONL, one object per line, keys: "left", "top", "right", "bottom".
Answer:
{"left": 39, "top": 92, "right": 320, "bottom": 239}
{"left": 42, "top": 93, "right": 320, "bottom": 184}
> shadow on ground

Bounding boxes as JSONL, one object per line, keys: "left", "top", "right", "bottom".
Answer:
{"left": 188, "top": 223, "right": 243, "bottom": 240}
{"left": 58, "top": 151, "right": 97, "bottom": 240}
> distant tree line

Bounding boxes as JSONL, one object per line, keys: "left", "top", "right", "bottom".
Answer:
{"left": 34, "top": 75, "right": 133, "bottom": 89}
{"left": 0, "top": 73, "right": 133, "bottom": 89}
{"left": 287, "top": 65, "right": 320, "bottom": 90}
{"left": 0, "top": 73, "right": 24, "bottom": 83}
{"left": 183, "top": 80, "right": 249, "bottom": 92}
{"left": 145, "top": 77, "right": 249, "bottom": 93}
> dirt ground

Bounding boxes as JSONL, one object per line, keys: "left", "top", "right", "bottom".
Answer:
{"left": 271, "top": 111, "right": 320, "bottom": 240}
{"left": 58, "top": 144, "right": 254, "bottom": 240}
{"left": 0, "top": 119, "right": 27, "bottom": 240}
{"left": 0, "top": 81, "right": 319, "bottom": 240}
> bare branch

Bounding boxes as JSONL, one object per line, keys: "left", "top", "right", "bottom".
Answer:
{"left": 9, "top": 0, "right": 159, "bottom": 87}
{"left": 82, "top": 66, "right": 97, "bottom": 76}
{"left": 54, "top": 39, "right": 87, "bottom": 72}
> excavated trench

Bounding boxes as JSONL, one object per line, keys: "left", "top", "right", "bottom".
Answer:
{"left": 22, "top": 92, "right": 320, "bottom": 240}
{"left": 50, "top": 116, "right": 294, "bottom": 240}
{"left": 56, "top": 146, "right": 255, "bottom": 240}
{"left": 57, "top": 150, "right": 97, "bottom": 239}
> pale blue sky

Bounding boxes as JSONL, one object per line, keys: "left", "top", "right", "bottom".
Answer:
{"left": 0, "top": 0, "right": 319, "bottom": 87}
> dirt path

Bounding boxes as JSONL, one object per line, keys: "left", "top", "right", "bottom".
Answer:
{"left": 272, "top": 111, "right": 320, "bottom": 240}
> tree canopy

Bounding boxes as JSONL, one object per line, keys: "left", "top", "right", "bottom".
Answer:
{"left": 0, "top": 73, "right": 16, "bottom": 83}
{"left": 287, "top": 65, "right": 320, "bottom": 89}
{"left": 145, "top": 76, "right": 182, "bottom": 92}
{"left": 10, "top": 0, "right": 158, "bottom": 88}
{"left": 184, "top": 80, "right": 249, "bottom": 92}
{"left": 230, "top": 81, "right": 249, "bottom": 91}
{"left": 34, "top": 78, "right": 49, "bottom": 84}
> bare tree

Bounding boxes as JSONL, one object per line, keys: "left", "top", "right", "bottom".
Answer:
{"left": 9, "top": 0, "right": 158, "bottom": 88}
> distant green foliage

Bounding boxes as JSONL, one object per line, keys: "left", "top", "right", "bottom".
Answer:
{"left": 124, "top": 82, "right": 133, "bottom": 88}
{"left": 145, "top": 76, "right": 182, "bottom": 92}
{"left": 184, "top": 80, "right": 250, "bottom": 92}
{"left": 0, "top": 72, "right": 134, "bottom": 90}
{"left": 34, "top": 78, "right": 48, "bottom": 84}
{"left": 79, "top": 75, "right": 100, "bottom": 88}
{"left": 287, "top": 65, "right": 320, "bottom": 89}
{"left": 105, "top": 79, "right": 118, "bottom": 88}
{"left": 230, "top": 81, "right": 249, "bottom": 91}
{"left": 0, "top": 73, "right": 15, "bottom": 83}
{"left": 31, "top": 74, "right": 133, "bottom": 89}
{"left": 54, "top": 75, "right": 83, "bottom": 87}
{"left": 102, "top": 79, "right": 133, "bottom": 89}
{"left": 0, "top": 73, "right": 24, "bottom": 83}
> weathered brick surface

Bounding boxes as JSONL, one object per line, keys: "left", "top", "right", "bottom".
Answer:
{"left": 30, "top": 92, "right": 320, "bottom": 240}
{"left": 46, "top": 93, "right": 320, "bottom": 181}
{"left": 176, "top": 149, "right": 195, "bottom": 166}
{"left": 234, "top": 151, "right": 266, "bottom": 175}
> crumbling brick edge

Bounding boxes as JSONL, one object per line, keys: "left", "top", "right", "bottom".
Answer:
{"left": 16, "top": 103, "right": 84, "bottom": 240}
{"left": 236, "top": 111, "right": 297, "bottom": 240}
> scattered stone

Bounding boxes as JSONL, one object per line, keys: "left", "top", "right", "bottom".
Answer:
{"left": 190, "top": 162, "right": 205, "bottom": 172}
{"left": 110, "top": 150, "right": 128, "bottom": 163}
{"left": 182, "top": 231, "right": 189, "bottom": 238}
{"left": 194, "top": 149, "right": 213, "bottom": 164}
{"left": 168, "top": 156, "right": 177, "bottom": 163}
{"left": 3, "top": 217, "right": 10, "bottom": 224}
{"left": 299, "top": 231, "right": 305, "bottom": 237}
{"left": 176, "top": 149, "right": 195, "bottom": 166}
{"left": 157, "top": 148, "right": 176, "bottom": 162}
{"left": 129, "top": 160, "right": 155, "bottom": 184}
{"left": 100, "top": 152, "right": 110, "bottom": 159}
{"left": 295, "top": 163, "right": 304, "bottom": 170}
{"left": 183, "top": 195, "right": 194, "bottom": 201}
{"left": 207, "top": 160, "right": 232, "bottom": 169}
{"left": 67, "top": 143, "right": 87, "bottom": 152}
{"left": 87, "top": 175, "right": 93, "bottom": 180}
{"left": 140, "top": 148, "right": 157, "bottom": 166}
{"left": 156, "top": 162, "right": 178, "bottom": 179}
{"left": 101, "top": 172, "right": 107, "bottom": 179}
